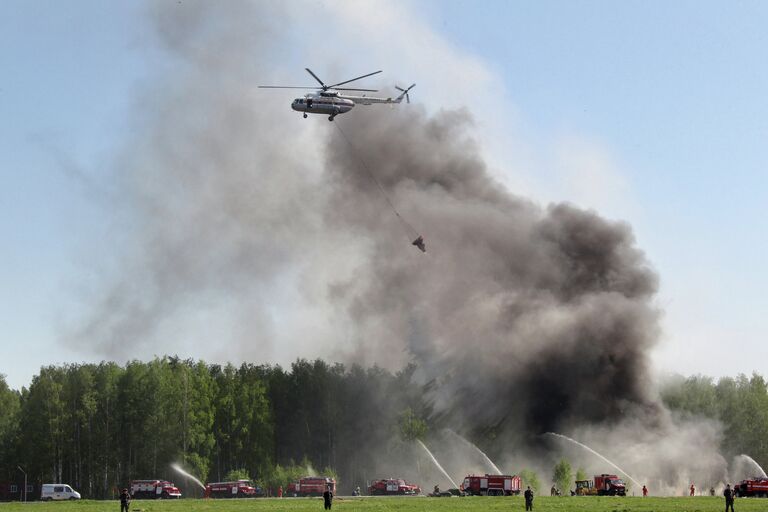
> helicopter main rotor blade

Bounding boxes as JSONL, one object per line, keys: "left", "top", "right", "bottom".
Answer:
{"left": 327, "top": 70, "right": 382, "bottom": 89}
{"left": 305, "top": 68, "right": 327, "bottom": 88}
{"left": 330, "top": 87, "right": 379, "bottom": 92}
{"left": 258, "top": 86, "right": 321, "bottom": 89}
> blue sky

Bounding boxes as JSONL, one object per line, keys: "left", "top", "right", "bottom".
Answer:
{"left": 1, "top": 0, "right": 767, "bottom": 389}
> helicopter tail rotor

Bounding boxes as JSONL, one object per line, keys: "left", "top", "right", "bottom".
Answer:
{"left": 395, "top": 83, "right": 416, "bottom": 104}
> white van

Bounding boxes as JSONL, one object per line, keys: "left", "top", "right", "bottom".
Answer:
{"left": 41, "top": 484, "right": 81, "bottom": 501}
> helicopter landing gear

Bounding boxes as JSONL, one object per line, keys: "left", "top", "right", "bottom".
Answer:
{"left": 303, "top": 113, "right": 307, "bottom": 119}
{"left": 328, "top": 115, "right": 336, "bottom": 121}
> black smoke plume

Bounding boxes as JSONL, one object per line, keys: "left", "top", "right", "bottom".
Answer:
{"left": 324, "top": 109, "right": 661, "bottom": 438}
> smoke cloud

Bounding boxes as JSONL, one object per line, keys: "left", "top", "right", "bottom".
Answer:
{"left": 323, "top": 107, "right": 661, "bottom": 437}
{"left": 69, "top": 0, "right": 734, "bottom": 494}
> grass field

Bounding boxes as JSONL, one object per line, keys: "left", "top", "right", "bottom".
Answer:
{"left": 0, "top": 496, "right": 758, "bottom": 512}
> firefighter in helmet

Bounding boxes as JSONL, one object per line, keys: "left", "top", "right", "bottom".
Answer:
{"left": 524, "top": 485, "right": 534, "bottom": 510}
{"left": 724, "top": 484, "right": 735, "bottom": 512}
{"left": 119, "top": 488, "right": 130, "bottom": 512}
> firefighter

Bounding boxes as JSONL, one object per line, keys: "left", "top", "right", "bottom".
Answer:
{"left": 690, "top": 483, "right": 696, "bottom": 496}
{"left": 433, "top": 484, "right": 440, "bottom": 496}
{"left": 642, "top": 485, "right": 648, "bottom": 497}
{"left": 710, "top": 486, "right": 716, "bottom": 497}
{"left": 724, "top": 484, "right": 735, "bottom": 512}
{"left": 119, "top": 488, "right": 130, "bottom": 512}
{"left": 323, "top": 484, "right": 333, "bottom": 510}
{"left": 524, "top": 486, "right": 534, "bottom": 511}
{"left": 277, "top": 485, "right": 283, "bottom": 498}
{"left": 550, "top": 485, "right": 556, "bottom": 496}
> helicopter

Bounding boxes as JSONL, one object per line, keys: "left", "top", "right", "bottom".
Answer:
{"left": 259, "top": 68, "right": 415, "bottom": 121}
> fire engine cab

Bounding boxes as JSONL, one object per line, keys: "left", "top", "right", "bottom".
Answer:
{"left": 461, "top": 474, "right": 521, "bottom": 496}
{"left": 129, "top": 480, "right": 182, "bottom": 499}
{"left": 593, "top": 474, "right": 626, "bottom": 496}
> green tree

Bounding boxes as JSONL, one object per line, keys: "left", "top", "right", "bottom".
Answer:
{"left": 223, "top": 468, "right": 250, "bottom": 482}
{"left": 575, "top": 467, "right": 588, "bottom": 482}
{"left": 262, "top": 463, "right": 307, "bottom": 494}
{"left": 0, "top": 375, "right": 20, "bottom": 476}
{"left": 520, "top": 469, "right": 541, "bottom": 494}
{"left": 398, "top": 408, "right": 427, "bottom": 441}
{"left": 660, "top": 374, "right": 718, "bottom": 417}
{"left": 552, "top": 458, "right": 572, "bottom": 494}
{"left": 17, "top": 366, "right": 66, "bottom": 482}
{"left": 91, "top": 362, "right": 123, "bottom": 498}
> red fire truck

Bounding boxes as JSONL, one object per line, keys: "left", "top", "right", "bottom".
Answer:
{"left": 734, "top": 477, "right": 768, "bottom": 497}
{"left": 204, "top": 480, "right": 261, "bottom": 498}
{"left": 367, "top": 478, "right": 421, "bottom": 495}
{"left": 129, "top": 480, "right": 182, "bottom": 499}
{"left": 593, "top": 474, "right": 626, "bottom": 496}
{"left": 461, "top": 474, "right": 521, "bottom": 496}
{"left": 287, "top": 477, "right": 336, "bottom": 497}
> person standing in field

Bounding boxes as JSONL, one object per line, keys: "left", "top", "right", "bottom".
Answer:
{"left": 690, "top": 483, "right": 696, "bottom": 496}
{"left": 524, "top": 486, "right": 534, "bottom": 511}
{"left": 724, "top": 484, "right": 735, "bottom": 512}
{"left": 323, "top": 484, "right": 333, "bottom": 510}
{"left": 119, "top": 488, "right": 130, "bottom": 512}
{"left": 642, "top": 485, "right": 648, "bottom": 497}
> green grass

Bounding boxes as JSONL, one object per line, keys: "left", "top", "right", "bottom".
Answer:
{"left": 0, "top": 496, "right": 757, "bottom": 512}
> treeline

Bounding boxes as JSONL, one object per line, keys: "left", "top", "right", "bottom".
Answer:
{"left": 661, "top": 373, "right": 768, "bottom": 466}
{"left": 0, "top": 358, "right": 426, "bottom": 497}
{"left": 2, "top": 361, "right": 767, "bottom": 499}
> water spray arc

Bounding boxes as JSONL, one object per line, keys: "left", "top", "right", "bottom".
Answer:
{"left": 737, "top": 454, "right": 768, "bottom": 478}
{"left": 443, "top": 429, "right": 503, "bottom": 475}
{"left": 171, "top": 463, "right": 206, "bottom": 490}
{"left": 546, "top": 433, "right": 641, "bottom": 488}
{"left": 416, "top": 439, "right": 459, "bottom": 488}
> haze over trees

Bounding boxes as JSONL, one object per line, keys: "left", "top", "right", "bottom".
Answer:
{"left": 660, "top": 373, "right": 768, "bottom": 462}
{"left": 0, "top": 360, "right": 766, "bottom": 497}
